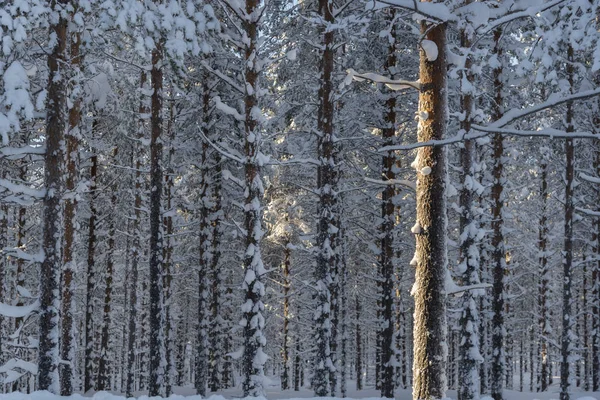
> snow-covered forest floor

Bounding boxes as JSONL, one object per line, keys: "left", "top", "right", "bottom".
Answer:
{"left": 4, "top": 378, "right": 593, "bottom": 400}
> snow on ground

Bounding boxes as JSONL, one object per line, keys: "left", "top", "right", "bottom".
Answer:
{"left": 1, "top": 379, "right": 598, "bottom": 400}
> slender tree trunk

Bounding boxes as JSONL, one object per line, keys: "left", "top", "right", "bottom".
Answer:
{"left": 355, "top": 296, "right": 362, "bottom": 391}
{"left": 411, "top": 4, "right": 448, "bottom": 399}
{"left": 85, "top": 147, "right": 98, "bottom": 393}
{"left": 538, "top": 152, "right": 550, "bottom": 392}
{"left": 38, "top": 2, "right": 68, "bottom": 391}
{"left": 281, "top": 230, "right": 291, "bottom": 390}
{"left": 490, "top": 26, "right": 506, "bottom": 400}
{"left": 379, "top": 10, "right": 397, "bottom": 399}
{"left": 97, "top": 148, "right": 118, "bottom": 391}
{"left": 583, "top": 261, "right": 589, "bottom": 391}
{"left": 560, "top": 44, "right": 575, "bottom": 400}
{"left": 148, "top": 38, "right": 165, "bottom": 397}
{"left": 126, "top": 70, "right": 147, "bottom": 398}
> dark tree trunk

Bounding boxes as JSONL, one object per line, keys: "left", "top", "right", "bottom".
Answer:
{"left": 538, "top": 151, "right": 550, "bottom": 392}
{"left": 490, "top": 27, "right": 506, "bottom": 400}
{"left": 560, "top": 44, "right": 575, "bottom": 400}
{"left": 355, "top": 296, "right": 362, "bottom": 391}
{"left": 314, "top": 0, "right": 337, "bottom": 396}
{"left": 281, "top": 230, "right": 291, "bottom": 390}
{"left": 411, "top": 5, "right": 448, "bottom": 400}
{"left": 85, "top": 148, "right": 98, "bottom": 393}
{"left": 97, "top": 148, "right": 118, "bottom": 391}
{"left": 60, "top": 24, "right": 81, "bottom": 395}
{"left": 240, "top": 0, "right": 267, "bottom": 396}
{"left": 38, "top": 2, "right": 68, "bottom": 391}
{"left": 126, "top": 70, "right": 147, "bottom": 397}
{"left": 457, "top": 3, "right": 482, "bottom": 399}
{"left": 148, "top": 40, "right": 165, "bottom": 397}
{"left": 379, "top": 10, "right": 397, "bottom": 399}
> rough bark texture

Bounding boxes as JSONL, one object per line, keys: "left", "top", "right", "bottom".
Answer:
{"left": 411, "top": 12, "right": 448, "bottom": 400}
{"left": 60, "top": 26, "right": 81, "bottom": 395}
{"left": 457, "top": 7, "right": 482, "bottom": 399}
{"left": 379, "top": 10, "right": 397, "bottom": 399}
{"left": 240, "top": 0, "right": 267, "bottom": 396}
{"left": 97, "top": 148, "right": 118, "bottom": 391}
{"left": 490, "top": 27, "right": 506, "bottom": 400}
{"left": 85, "top": 148, "right": 98, "bottom": 393}
{"left": 38, "top": 1, "right": 68, "bottom": 392}
{"left": 314, "top": 0, "right": 336, "bottom": 396}
{"left": 126, "top": 70, "right": 147, "bottom": 397}
{"left": 148, "top": 41, "right": 165, "bottom": 397}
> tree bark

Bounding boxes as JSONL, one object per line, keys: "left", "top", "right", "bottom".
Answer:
{"left": 560, "top": 44, "right": 575, "bottom": 400}
{"left": 38, "top": 1, "right": 68, "bottom": 392}
{"left": 85, "top": 147, "right": 98, "bottom": 393}
{"left": 314, "top": 0, "right": 337, "bottom": 396}
{"left": 411, "top": 6, "right": 448, "bottom": 400}
{"left": 240, "top": 0, "right": 267, "bottom": 396}
{"left": 148, "top": 39, "right": 165, "bottom": 397}
{"left": 490, "top": 26, "right": 506, "bottom": 400}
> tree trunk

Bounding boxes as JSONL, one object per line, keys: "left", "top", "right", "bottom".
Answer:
{"left": 60, "top": 24, "right": 81, "bottom": 394}
{"left": 379, "top": 10, "right": 397, "bottom": 399}
{"left": 560, "top": 44, "right": 575, "bottom": 400}
{"left": 457, "top": 4, "right": 482, "bottom": 399}
{"left": 490, "top": 26, "right": 506, "bottom": 400}
{"left": 538, "top": 151, "right": 550, "bottom": 392}
{"left": 281, "top": 229, "right": 291, "bottom": 390}
{"left": 126, "top": 70, "right": 147, "bottom": 397}
{"left": 97, "top": 148, "right": 118, "bottom": 391}
{"left": 38, "top": 2, "right": 68, "bottom": 391}
{"left": 148, "top": 39, "right": 165, "bottom": 397}
{"left": 314, "top": 0, "right": 337, "bottom": 396}
{"left": 355, "top": 296, "right": 362, "bottom": 391}
{"left": 411, "top": 4, "right": 448, "bottom": 400}
{"left": 240, "top": 0, "right": 267, "bottom": 396}
{"left": 85, "top": 147, "right": 98, "bottom": 393}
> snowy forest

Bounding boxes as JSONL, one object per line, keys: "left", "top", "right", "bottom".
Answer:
{"left": 2, "top": 0, "right": 600, "bottom": 400}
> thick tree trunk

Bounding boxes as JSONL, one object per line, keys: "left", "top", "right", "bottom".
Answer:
{"left": 411, "top": 5, "right": 448, "bottom": 400}
{"left": 490, "top": 26, "right": 506, "bottom": 400}
{"left": 240, "top": 0, "right": 267, "bottom": 396}
{"left": 60, "top": 25, "right": 81, "bottom": 394}
{"left": 38, "top": 2, "right": 68, "bottom": 392}
{"left": 314, "top": 0, "right": 337, "bottom": 396}
{"left": 148, "top": 40, "right": 165, "bottom": 397}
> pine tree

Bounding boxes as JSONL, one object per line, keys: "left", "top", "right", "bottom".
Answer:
{"left": 411, "top": 3, "right": 448, "bottom": 398}
{"left": 38, "top": 0, "right": 68, "bottom": 392}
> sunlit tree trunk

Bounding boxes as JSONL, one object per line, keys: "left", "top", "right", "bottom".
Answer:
{"left": 411, "top": 2, "right": 448, "bottom": 399}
